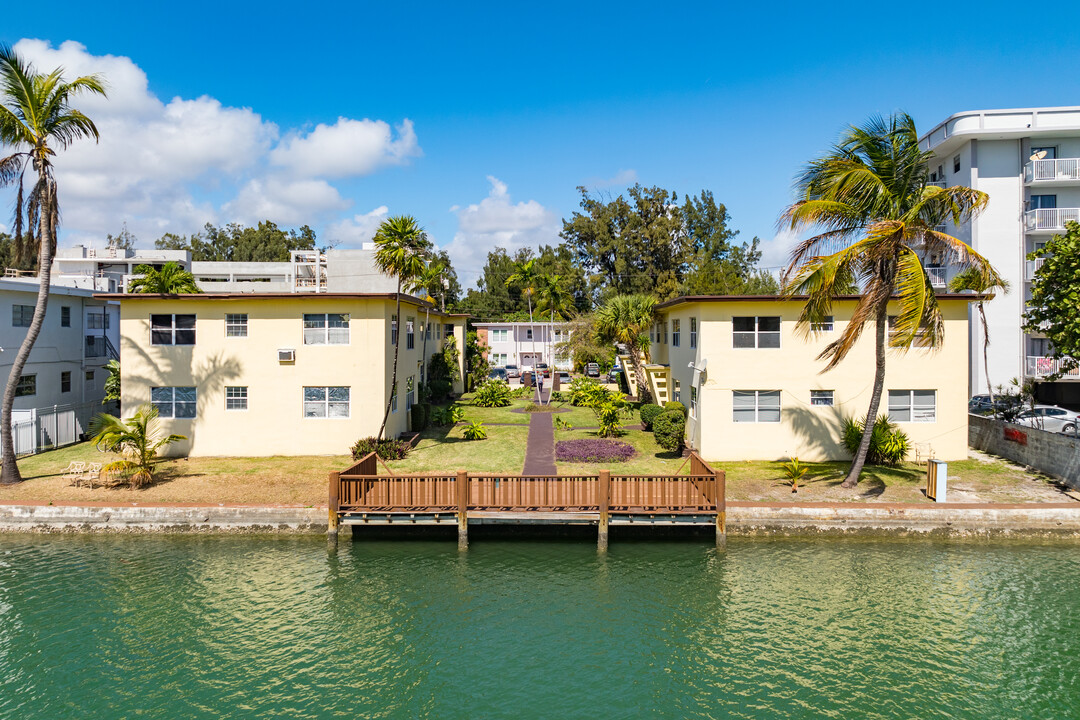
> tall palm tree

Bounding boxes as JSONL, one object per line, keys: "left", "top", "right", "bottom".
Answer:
{"left": 409, "top": 259, "right": 446, "bottom": 384}
{"left": 535, "top": 274, "right": 573, "bottom": 402}
{"left": 781, "top": 113, "right": 998, "bottom": 487}
{"left": 0, "top": 46, "right": 106, "bottom": 484}
{"left": 595, "top": 294, "right": 657, "bottom": 403}
{"left": 505, "top": 258, "right": 539, "bottom": 369}
{"left": 128, "top": 262, "right": 202, "bottom": 294}
{"left": 950, "top": 268, "right": 1009, "bottom": 402}
{"left": 373, "top": 216, "right": 430, "bottom": 439}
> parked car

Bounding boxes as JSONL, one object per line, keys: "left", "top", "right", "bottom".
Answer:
{"left": 969, "top": 393, "right": 1023, "bottom": 416}
{"left": 557, "top": 371, "right": 572, "bottom": 386}
{"left": 608, "top": 368, "right": 622, "bottom": 384}
{"left": 488, "top": 367, "right": 508, "bottom": 382}
{"left": 1013, "top": 404, "right": 1079, "bottom": 434}
{"left": 535, "top": 363, "right": 551, "bottom": 377}
{"left": 505, "top": 364, "right": 520, "bottom": 379}
{"left": 585, "top": 362, "right": 600, "bottom": 377}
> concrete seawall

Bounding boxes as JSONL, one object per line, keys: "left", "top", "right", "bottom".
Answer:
{"left": 0, "top": 503, "right": 327, "bottom": 533}
{"left": 969, "top": 414, "right": 1080, "bottom": 487}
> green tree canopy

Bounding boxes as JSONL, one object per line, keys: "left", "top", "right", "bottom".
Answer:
{"left": 1023, "top": 220, "right": 1080, "bottom": 379}
{"left": 156, "top": 221, "right": 317, "bottom": 262}
{"left": 462, "top": 245, "right": 588, "bottom": 319}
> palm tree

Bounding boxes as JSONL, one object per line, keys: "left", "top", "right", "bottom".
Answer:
{"left": 0, "top": 46, "right": 106, "bottom": 485}
{"left": 595, "top": 294, "right": 657, "bottom": 403}
{"left": 950, "top": 268, "right": 1009, "bottom": 403}
{"left": 781, "top": 113, "right": 999, "bottom": 488}
{"left": 89, "top": 404, "right": 186, "bottom": 488}
{"left": 535, "top": 274, "right": 574, "bottom": 402}
{"left": 128, "top": 262, "right": 201, "bottom": 293}
{"left": 409, "top": 260, "right": 446, "bottom": 384}
{"left": 505, "top": 258, "right": 539, "bottom": 369}
{"left": 373, "top": 216, "right": 430, "bottom": 439}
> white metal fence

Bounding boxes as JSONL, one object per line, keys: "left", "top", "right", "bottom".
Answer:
{"left": 2, "top": 401, "right": 110, "bottom": 458}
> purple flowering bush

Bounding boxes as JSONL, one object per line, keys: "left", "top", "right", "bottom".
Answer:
{"left": 555, "top": 438, "right": 636, "bottom": 463}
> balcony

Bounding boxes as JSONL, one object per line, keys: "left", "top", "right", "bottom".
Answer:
{"left": 1024, "top": 208, "right": 1080, "bottom": 233}
{"left": 926, "top": 180, "right": 946, "bottom": 188}
{"left": 927, "top": 266, "right": 947, "bottom": 288}
{"left": 1026, "top": 257, "right": 1045, "bottom": 281}
{"left": 1026, "top": 356, "right": 1080, "bottom": 380}
{"left": 1024, "top": 158, "right": 1080, "bottom": 184}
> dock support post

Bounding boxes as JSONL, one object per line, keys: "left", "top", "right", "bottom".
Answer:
{"left": 457, "top": 470, "right": 469, "bottom": 551}
{"left": 715, "top": 470, "right": 726, "bottom": 550}
{"left": 328, "top": 471, "right": 340, "bottom": 550}
{"left": 598, "top": 469, "right": 610, "bottom": 552}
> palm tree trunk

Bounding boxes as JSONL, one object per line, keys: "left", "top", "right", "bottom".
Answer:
{"left": 377, "top": 282, "right": 403, "bottom": 440}
{"left": 843, "top": 302, "right": 888, "bottom": 488}
{"left": 979, "top": 302, "right": 994, "bottom": 403}
{"left": 1, "top": 190, "right": 54, "bottom": 484}
{"left": 632, "top": 348, "right": 652, "bottom": 404}
{"left": 422, "top": 306, "right": 430, "bottom": 392}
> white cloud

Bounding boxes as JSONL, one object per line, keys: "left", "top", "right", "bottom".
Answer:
{"left": 270, "top": 118, "right": 420, "bottom": 178}
{"left": 758, "top": 227, "right": 798, "bottom": 271}
{"left": 446, "top": 176, "right": 560, "bottom": 288}
{"left": 587, "top": 168, "right": 638, "bottom": 188}
{"left": 224, "top": 178, "right": 349, "bottom": 227}
{"left": 323, "top": 205, "right": 390, "bottom": 247}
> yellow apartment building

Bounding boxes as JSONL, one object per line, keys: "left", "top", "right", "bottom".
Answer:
{"left": 99, "top": 292, "right": 467, "bottom": 457}
{"left": 644, "top": 295, "right": 977, "bottom": 462}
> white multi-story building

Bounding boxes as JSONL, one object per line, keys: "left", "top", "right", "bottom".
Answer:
{"left": 474, "top": 322, "right": 572, "bottom": 371}
{"left": 920, "top": 106, "right": 1080, "bottom": 405}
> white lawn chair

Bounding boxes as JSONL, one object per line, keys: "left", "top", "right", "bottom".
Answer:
{"left": 81, "top": 463, "right": 103, "bottom": 489}
{"left": 62, "top": 462, "right": 87, "bottom": 485}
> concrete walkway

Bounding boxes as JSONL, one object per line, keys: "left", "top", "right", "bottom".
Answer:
{"left": 522, "top": 385, "right": 557, "bottom": 475}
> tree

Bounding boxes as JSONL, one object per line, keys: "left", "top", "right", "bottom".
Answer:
{"left": 89, "top": 404, "right": 186, "bottom": 488}
{"left": 0, "top": 232, "right": 33, "bottom": 271}
{"left": 1023, "top": 220, "right": 1080, "bottom": 379}
{"left": 106, "top": 222, "right": 137, "bottom": 251}
{"left": 465, "top": 330, "right": 490, "bottom": 392}
{"left": 950, "top": 267, "right": 1009, "bottom": 401}
{"left": 155, "top": 221, "right": 317, "bottom": 262}
{"left": 535, "top": 274, "right": 574, "bottom": 402}
{"left": 682, "top": 237, "right": 780, "bottom": 295}
{"left": 462, "top": 245, "right": 587, "bottom": 320}
{"left": 505, "top": 257, "right": 539, "bottom": 365}
{"left": 373, "top": 216, "right": 431, "bottom": 439}
{"left": 0, "top": 46, "right": 106, "bottom": 484}
{"left": 128, "top": 262, "right": 201, "bottom": 294}
{"left": 782, "top": 112, "right": 997, "bottom": 488}
{"left": 426, "top": 250, "right": 461, "bottom": 311}
{"left": 409, "top": 260, "right": 446, "bottom": 378}
{"left": 595, "top": 294, "right": 657, "bottom": 402}
{"left": 555, "top": 313, "right": 615, "bottom": 372}
{"left": 103, "top": 359, "right": 121, "bottom": 404}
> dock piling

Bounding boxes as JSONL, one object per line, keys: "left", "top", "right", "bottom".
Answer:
{"left": 457, "top": 470, "right": 469, "bottom": 550}
{"left": 716, "top": 470, "right": 727, "bottom": 550}
{"left": 598, "top": 469, "right": 610, "bottom": 552}
{"left": 328, "top": 471, "right": 340, "bottom": 549}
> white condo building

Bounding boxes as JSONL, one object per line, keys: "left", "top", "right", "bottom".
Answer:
{"left": 920, "top": 106, "right": 1080, "bottom": 405}
{"left": 474, "top": 322, "right": 572, "bottom": 371}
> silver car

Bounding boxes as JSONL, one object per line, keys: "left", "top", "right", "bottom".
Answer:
{"left": 1013, "top": 405, "right": 1079, "bottom": 434}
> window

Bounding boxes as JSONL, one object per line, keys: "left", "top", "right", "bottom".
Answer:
{"left": 303, "top": 386, "right": 350, "bottom": 418}
{"left": 690, "top": 318, "right": 698, "bottom": 348}
{"left": 888, "top": 390, "right": 936, "bottom": 423}
{"left": 733, "top": 317, "right": 780, "bottom": 348}
{"left": 811, "top": 316, "right": 834, "bottom": 332}
{"left": 1032, "top": 146, "right": 1056, "bottom": 160}
{"left": 525, "top": 328, "right": 533, "bottom": 341}
{"left": 672, "top": 319, "right": 681, "bottom": 347}
{"left": 12, "top": 304, "right": 33, "bottom": 327}
{"left": 304, "top": 313, "right": 349, "bottom": 345}
{"left": 151, "top": 314, "right": 196, "bottom": 345}
{"left": 151, "top": 386, "right": 197, "bottom": 418}
{"left": 490, "top": 329, "right": 509, "bottom": 343}
{"left": 436, "top": 323, "right": 442, "bottom": 340}
{"left": 690, "top": 386, "right": 698, "bottom": 418}
{"left": 392, "top": 383, "right": 398, "bottom": 413}
{"left": 663, "top": 322, "right": 667, "bottom": 345}
{"left": 1030, "top": 194, "right": 1057, "bottom": 210}
{"left": 953, "top": 154, "right": 961, "bottom": 174}
{"left": 85, "top": 370, "right": 94, "bottom": 382}
{"left": 87, "top": 312, "right": 109, "bottom": 330}
{"left": 444, "top": 323, "right": 454, "bottom": 339}
{"left": 425, "top": 322, "right": 431, "bottom": 340}
{"left": 420, "top": 361, "right": 425, "bottom": 385}
{"left": 225, "top": 386, "right": 248, "bottom": 410}
{"left": 810, "top": 390, "right": 834, "bottom": 407}
{"left": 226, "top": 314, "right": 248, "bottom": 337}
{"left": 15, "top": 374, "right": 36, "bottom": 397}
{"left": 61, "top": 306, "right": 71, "bottom": 327}
{"left": 406, "top": 317, "right": 415, "bottom": 349}
{"left": 490, "top": 352, "right": 508, "bottom": 366}
{"left": 887, "top": 316, "right": 932, "bottom": 348}
{"left": 733, "top": 390, "right": 780, "bottom": 423}
{"left": 673, "top": 379, "right": 681, "bottom": 403}
{"left": 391, "top": 315, "right": 398, "bottom": 345}
{"left": 406, "top": 377, "right": 415, "bottom": 411}
{"left": 61, "top": 371, "right": 72, "bottom": 393}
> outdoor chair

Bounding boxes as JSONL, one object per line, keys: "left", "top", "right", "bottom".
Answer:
{"left": 79, "top": 463, "right": 103, "bottom": 489}
{"left": 62, "top": 462, "right": 87, "bottom": 485}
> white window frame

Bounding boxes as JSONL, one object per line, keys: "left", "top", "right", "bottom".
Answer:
{"left": 391, "top": 315, "right": 398, "bottom": 345}
{"left": 888, "top": 390, "right": 936, "bottom": 423}
{"left": 406, "top": 317, "right": 415, "bottom": 349}
{"left": 672, "top": 319, "right": 681, "bottom": 347}
{"left": 690, "top": 386, "right": 698, "bottom": 419}
{"left": 673, "top": 379, "right": 681, "bottom": 403}
{"left": 151, "top": 314, "right": 196, "bottom": 346}
{"left": 225, "top": 386, "right": 248, "bottom": 410}
{"left": 689, "top": 317, "right": 697, "bottom": 348}
{"left": 151, "top": 386, "right": 197, "bottom": 418}
{"left": 810, "top": 390, "right": 834, "bottom": 407}
{"left": 525, "top": 327, "right": 533, "bottom": 341}
{"left": 733, "top": 390, "right": 781, "bottom": 423}
{"left": 303, "top": 386, "right": 350, "bottom": 418}
{"left": 391, "top": 383, "right": 398, "bottom": 413}
{"left": 12, "top": 304, "right": 33, "bottom": 327}
{"left": 15, "top": 374, "right": 36, "bottom": 397}
{"left": 733, "top": 317, "right": 780, "bottom": 349}
{"left": 226, "top": 313, "right": 248, "bottom": 338}
{"left": 303, "top": 313, "right": 350, "bottom": 345}
{"left": 406, "top": 376, "right": 415, "bottom": 411}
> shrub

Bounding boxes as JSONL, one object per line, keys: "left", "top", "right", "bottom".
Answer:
{"left": 568, "top": 377, "right": 611, "bottom": 408}
{"left": 841, "top": 414, "right": 910, "bottom": 466}
{"left": 523, "top": 403, "right": 557, "bottom": 413}
{"left": 555, "top": 438, "right": 636, "bottom": 463}
{"left": 351, "top": 436, "right": 412, "bottom": 460}
{"left": 781, "top": 456, "right": 809, "bottom": 492}
{"left": 653, "top": 410, "right": 686, "bottom": 452}
{"left": 510, "top": 385, "right": 533, "bottom": 399}
{"left": 639, "top": 403, "right": 663, "bottom": 430}
{"left": 431, "top": 405, "right": 465, "bottom": 426}
{"left": 553, "top": 416, "right": 574, "bottom": 431}
{"left": 473, "top": 379, "right": 513, "bottom": 407}
{"left": 410, "top": 402, "right": 430, "bottom": 431}
{"left": 462, "top": 420, "right": 488, "bottom": 440}
{"left": 664, "top": 401, "right": 688, "bottom": 419}
{"left": 550, "top": 390, "right": 567, "bottom": 403}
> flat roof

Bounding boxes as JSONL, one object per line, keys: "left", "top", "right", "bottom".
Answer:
{"left": 655, "top": 293, "right": 987, "bottom": 310}
{"left": 91, "top": 292, "right": 471, "bottom": 318}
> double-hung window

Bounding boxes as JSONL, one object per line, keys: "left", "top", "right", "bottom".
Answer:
{"left": 151, "top": 314, "right": 196, "bottom": 345}
{"left": 525, "top": 328, "right": 533, "bottom": 341}
{"left": 15, "top": 374, "right": 36, "bottom": 397}
{"left": 689, "top": 318, "right": 697, "bottom": 348}
{"left": 152, "top": 386, "right": 197, "bottom": 418}
{"left": 406, "top": 318, "right": 415, "bottom": 349}
{"left": 444, "top": 323, "right": 454, "bottom": 340}
{"left": 673, "top": 379, "right": 681, "bottom": 403}
{"left": 87, "top": 312, "right": 109, "bottom": 330}
{"left": 303, "top": 386, "right": 350, "bottom": 418}
{"left": 436, "top": 323, "right": 442, "bottom": 340}
{"left": 304, "top": 313, "right": 349, "bottom": 345}
{"left": 406, "top": 377, "right": 415, "bottom": 410}
{"left": 490, "top": 329, "right": 508, "bottom": 343}
{"left": 888, "top": 390, "right": 936, "bottom": 423}
{"left": 12, "top": 305, "right": 33, "bottom": 327}
{"left": 61, "top": 371, "right": 72, "bottom": 393}
{"left": 810, "top": 390, "right": 834, "bottom": 407}
{"left": 810, "top": 316, "right": 834, "bottom": 333}
{"left": 672, "top": 319, "right": 681, "bottom": 347}
{"left": 226, "top": 314, "right": 248, "bottom": 337}
{"left": 391, "top": 315, "right": 398, "bottom": 345}
{"left": 225, "top": 386, "right": 248, "bottom": 410}
{"left": 425, "top": 323, "right": 431, "bottom": 340}
{"left": 733, "top": 317, "right": 780, "bottom": 348}
{"left": 61, "top": 306, "right": 71, "bottom": 327}
{"left": 690, "top": 386, "right": 698, "bottom": 418}
{"left": 733, "top": 390, "right": 780, "bottom": 423}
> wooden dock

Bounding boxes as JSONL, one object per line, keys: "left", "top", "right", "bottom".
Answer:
{"left": 329, "top": 452, "right": 726, "bottom": 549}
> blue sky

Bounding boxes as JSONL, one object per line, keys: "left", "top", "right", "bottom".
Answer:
{"left": 4, "top": 1, "right": 1080, "bottom": 287}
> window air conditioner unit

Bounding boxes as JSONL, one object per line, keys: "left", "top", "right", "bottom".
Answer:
{"left": 278, "top": 348, "right": 295, "bottom": 363}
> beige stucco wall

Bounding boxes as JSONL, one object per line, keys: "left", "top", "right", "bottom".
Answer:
{"left": 653, "top": 298, "right": 972, "bottom": 462}
{"left": 119, "top": 295, "right": 465, "bottom": 457}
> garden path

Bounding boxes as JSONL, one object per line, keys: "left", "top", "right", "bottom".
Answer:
{"left": 522, "top": 387, "right": 557, "bottom": 475}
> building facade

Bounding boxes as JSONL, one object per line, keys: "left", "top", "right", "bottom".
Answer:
{"left": 474, "top": 322, "right": 572, "bottom": 370}
{"left": 647, "top": 295, "right": 974, "bottom": 462}
{"left": 104, "top": 292, "right": 466, "bottom": 457}
{"left": 919, "top": 106, "right": 1080, "bottom": 402}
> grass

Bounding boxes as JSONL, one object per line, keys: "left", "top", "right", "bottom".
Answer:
{"left": 382, "top": 424, "right": 527, "bottom": 475}
{"left": 448, "top": 396, "right": 599, "bottom": 428}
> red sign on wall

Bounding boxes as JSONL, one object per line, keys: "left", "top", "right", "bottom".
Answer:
{"left": 1004, "top": 427, "right": 1028, "bottom": 445}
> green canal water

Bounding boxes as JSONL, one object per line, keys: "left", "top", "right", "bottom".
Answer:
{"left": 1, "top": 535, "right": 1079, "bottom": 718}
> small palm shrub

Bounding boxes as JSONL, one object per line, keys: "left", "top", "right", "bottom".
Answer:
{"left": 781, "top": 456, "right": 809, "bottom": 492}
{"left": 555, "top": 439, "right": 635, "bottom": 463}
{"left": 553, "top": 416, "right": 574, "bottom": 431}
{"left": 654, "top": 409, "right": 686, "bottom": 452}
{"left": 473, "top": 379, "right": 513, "bottom": 407}
{"left": 431, "top": 405, "right": 465, "bottom": 426}
{"left": 591, "top": 396, "right": 629, "bottom": 438}
{"left": 639, "top": 403, "right": 663, "bottom": 430}
{"left": 664, "top": 401, "right": 687, "bottom": 419}
{"left": 462, "top": 420, "right": 488, "bottom": 440}
{"left": 568, "top": 377, "right": 611, "bottom": 407}
{"left": 841, "top": 415, "right": 910, "bottom": 466}
{"left": 89, "top": 405, "right": 186, "bottom": 488}
{"left": 351, "top": 437, "right": 412, "bottom": 460}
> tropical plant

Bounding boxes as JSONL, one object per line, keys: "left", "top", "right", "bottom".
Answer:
{"left": 781, "top": 112, "right": 998, "bottom": 488}
{"left": 431, "top": 405, "right": 465, "bottom": 426}
{"left": 663, "top": 400, "right": 687, "bottom": 419}
{"left": 595, "top": 294, "right": 657, "bottom": 402}
{"left": 505, "top": 258, "right": 539, "bottom": 368}
{"left": 840, "top": 415, "right": 910, "bottom": 466}
{"left": 428, "top": 335, "right": 461, "bottom": 400}
{"left": 465, "top": 331, "right": 490, "bottom": 391}
{"left": 351, "top": 436, "right": 411, "bottom": 460}
{"left": 950, "top": 267, "right": 1009, "bottom": 402}
{"left": 462, "top": 420, "right": 488, "bottom": 441}
{"left": 653, "top": 410, "right": 686, "bottom": 452}
{"left": 781, "top": 456, "right": 809, "bottom": 492}
{"left": 593, "top": 398, "right": 628, "bottom": 438}
{"left": 409, "top": 260, "right": 447, "bottom": 373}
{"left": 373, "top": 216, "right": 431, "bottom": 439}
{"left": 1023, "top": 221, "right": 1080, "bottom": 380}
{"left": 535, "top": 274, "right": 574, "bottom": 402}
{"left": 555, "top": 438, "right": 635, "bottom": 463}
{"left": 127, "top": 262, "right": 201, "bottom": 294}
{"left": 553, "top": 416, "right": 574, "bottom": 431}
{"left": 88, "top": 405, "right": 186, "bottom": 488}
{"left": 0, "top": 46, "right": 107, "bottom": 485}
{"left": 473, "top": 379, "right": 513, "bottom": 407}
{"left": 639, "top": 403, "right": 663, "bottom": 430}
{"left": 103, "top": 359, "right": 121, "bottom": 404}
{"left": 567, "top": 377, "right": 611, "bottom": 408}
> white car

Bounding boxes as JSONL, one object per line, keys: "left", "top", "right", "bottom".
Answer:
{"left": 1013, "top": 405, "right": 1079, "bottom": 435}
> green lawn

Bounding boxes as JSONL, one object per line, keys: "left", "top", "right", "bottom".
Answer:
{"left": 384, "top": 424, "right": 527, "bottom": 474}
{"left": 448, "top": 396, "right": 601, "bottom": 428}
